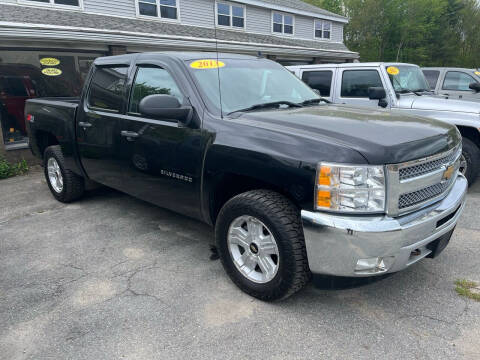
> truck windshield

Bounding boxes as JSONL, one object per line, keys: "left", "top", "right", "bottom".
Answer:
{"left": 385, "top": 65, "right": 431, "bottom": 94}
{"left": 187, "top": 58, "right": 320, "bottom": 115}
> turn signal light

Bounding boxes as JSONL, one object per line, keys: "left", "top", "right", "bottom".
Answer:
{"left": 318, "top": 166, "right": 331, "bottom": 186}
{"left": 316, "top": 190, "right": 331, "bottom": 208}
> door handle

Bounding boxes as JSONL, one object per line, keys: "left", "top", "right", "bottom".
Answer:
{"left": 121, "top": 130, "right": 139, "bottom": 140}
{"left": 78, "top": 122, "right": 92, "bottom": 128}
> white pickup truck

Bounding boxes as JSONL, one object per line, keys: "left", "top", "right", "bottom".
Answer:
{"left": 422, "top": 67, "right": 480, "bottom": 102}
{"left": 288, "top": 62, "right": 480, "bottom": 184}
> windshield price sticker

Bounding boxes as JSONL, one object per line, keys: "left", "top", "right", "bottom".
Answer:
{"left": 42, "top": 68, "right": 63, "bottom": 76}
{"left": 475, "top": 71, "right": 480, "bottom": 76}
{"left": 40, "top": 57, "right": 61, "bottom": 66}
{"left": 190, "top": 60, "right": 225, "bottom": 69}
{"left": 387, "top": 66, "right": 400, "bottom": 75}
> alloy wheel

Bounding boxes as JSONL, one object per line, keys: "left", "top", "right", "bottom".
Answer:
{"left": 227, "top": 216, "right": 280, "bottom": 284}
{"left": 47, "top": 157, "right": 64, "bottom": 193}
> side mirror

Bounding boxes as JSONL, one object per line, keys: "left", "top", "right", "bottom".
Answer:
{"left": 368, "top": 87, "right": 387, "bottom": 100}
{"left": 368, "top": 87, "right": 388, "bottom": 108}
{"left": 469, "top": 82, "right": 480, "bottom": 93}
{"left": 139, "top": 94, "right": 192, "bottom": 123}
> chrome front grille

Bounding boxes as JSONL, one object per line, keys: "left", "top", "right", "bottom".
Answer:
{"left": 399, "top": 150, "right": 460, "bottom": 181}
{"left": 386, "top": 144, "right": 462, "bottom": 216}
{"left": 398, "top": 182, "right": 450, "bottom": 209}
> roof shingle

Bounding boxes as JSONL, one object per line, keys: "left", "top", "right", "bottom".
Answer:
{"left": 0, "top": 4, "right": 356, "bottom": 56}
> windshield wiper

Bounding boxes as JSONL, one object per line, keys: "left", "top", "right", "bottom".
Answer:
{"left": 301, "top": 98, "right": 331, "bottom": 105}
{"left": 411, "top": 89, "right": 433, "bottom": 96}
{"left": 227, "top": 101, "right": 302, "bottom": 115}
{"left": 395, "top": 88, "right": 414, "bottom": 94}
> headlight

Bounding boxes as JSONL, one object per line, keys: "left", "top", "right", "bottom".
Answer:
{"left": 316, "top": 163, "right": 385, "bottom": 213}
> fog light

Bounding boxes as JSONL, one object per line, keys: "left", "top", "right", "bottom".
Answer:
{"left": 355, "top": 257, "right": 394, "bottom": 274}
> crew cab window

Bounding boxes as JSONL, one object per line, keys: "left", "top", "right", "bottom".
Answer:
{"left": 443, "top": 71, "right": 477, "bottom": 91}
{"left": 129, "top": 66, "right": 184, "bottom": 114}
{"left": 302, "top": 70, "right": 333, "bottom": 97}
{"left": 341, "top": 70, "right": 383, "bottom": 98}
{"left": 88, "top": 66, "right": 128, "bottom": 112}
{"left": 423, "top": 70, "right": 440, "bottom": 90}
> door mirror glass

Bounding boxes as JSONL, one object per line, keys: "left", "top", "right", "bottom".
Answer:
{"left": 139, "top": 94, "right": 191, "bottom": 122}
{"left": 368, "top": 87, "right": 388, "bottom": 108}
{"left": 469, "top": 82, "right": 480, "bottom": 92}
{"left": 368, "top": 87, "right": 386, "bottom": 100}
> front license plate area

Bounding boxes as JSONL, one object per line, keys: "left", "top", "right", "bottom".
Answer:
{"left": 427, "top": 228, "right": 455, "bottom": 258}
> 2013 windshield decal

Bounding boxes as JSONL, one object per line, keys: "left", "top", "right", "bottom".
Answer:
{"left": 161, "top": 170, "right": 193, "bottom": 183}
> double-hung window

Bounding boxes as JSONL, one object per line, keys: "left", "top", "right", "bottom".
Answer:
{"left": 272, "top": 12, "right": 294, "bottom": 35}
{"left": 314, "top": 20, "right": 331, "bottom": 40}
{"left": 217, "top": 2, "right": 245, "bottom": 29}
{"left": 138, "top": 0, "right": 178, "bottom": 20}
{"left": 21, "top": 0, "right": 82, "bottom": 8}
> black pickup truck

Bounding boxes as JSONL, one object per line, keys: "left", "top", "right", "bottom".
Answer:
{"left": 26, "top": 52, "right": 467, "bottom": 301}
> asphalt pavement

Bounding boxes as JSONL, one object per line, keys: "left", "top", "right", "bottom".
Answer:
{"left": 1, "top": 170, "right": 479, "bottom": 360}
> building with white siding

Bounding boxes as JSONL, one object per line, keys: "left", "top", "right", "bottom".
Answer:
{"left": 0, "top": 0, "right": 357, "bottom": 152}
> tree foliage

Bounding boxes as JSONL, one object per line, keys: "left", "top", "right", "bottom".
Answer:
{"left": 304, "top": 0, "right": 480, "bottom": 67}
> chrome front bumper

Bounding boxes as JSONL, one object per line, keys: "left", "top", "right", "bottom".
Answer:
{"left": 301, "top": 175, "right": 467, "bottom": 277}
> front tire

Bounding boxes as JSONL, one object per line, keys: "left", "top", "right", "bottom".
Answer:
{"left": 215, "top": 190, "right": 311, "bottom": 301}
{"left": 44, "top": 145, "right": 85, "bottom": 203}
{"left": 460, "top": 138, "right": 480, "bottom": 186}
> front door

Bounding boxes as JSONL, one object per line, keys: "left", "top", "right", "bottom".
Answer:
{"left": 440, "top": 71, "right": 479, "bottom": 100}
{"left": 118, "top": 65, "right": 208, "bottom": 219}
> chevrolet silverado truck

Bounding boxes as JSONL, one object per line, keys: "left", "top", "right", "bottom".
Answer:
{"left": 422, "top": 67, "right": 480, "bottom": 102}
{"left": 288, "top": 62, "right": 480, "bottom": 185}
{"left": 26, "top": 53, "right": 467, "bottom": 301}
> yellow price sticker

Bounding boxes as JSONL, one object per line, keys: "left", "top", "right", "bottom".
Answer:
{"left": 42, "top": 68, "right": 62, "bottom": 76}
{"left": 475, "top": 71, "right": 480, "bottom": 76}
{"left": 387, "top": 66, "right": 400, "bottom": 76}
{"left": 40, "top": 57, "right": 61, "bottom": 66}
{"left": 190, "top": 59, "right": 225, "bottom": 69}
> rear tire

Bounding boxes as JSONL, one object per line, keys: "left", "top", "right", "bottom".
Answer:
{"left": 215, "top": 190, "right": 311, "bottom": 301}
{"left": 44, "top": 145, "right": 85, "bottom": 203}
{"left": 460, "top": 138, "right": 480, "bottom": 186}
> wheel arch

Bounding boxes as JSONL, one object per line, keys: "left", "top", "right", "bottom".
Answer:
{"left": 35, "top": 130, "right": 59, "bottom": 156}
{"left": 207, "top": 172, "right": 306, "bottom": 226}
{"left": 457, "top": 126, "right": 480, "bottom": 148}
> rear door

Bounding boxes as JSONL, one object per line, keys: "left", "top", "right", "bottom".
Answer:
{"left": 117, "top": 62, "right": 208, "bottom": 219}
{"left": 440, "top": 70, "right": 479, "bottom": 100}
{"left": 76, "top": 64, "right": 130, "bottom": 190}
{"left": 334, "top": 67, "right": 389, "bottom": 108}
{"left": 300, "top": 68, "right": 335, "bottom": 102}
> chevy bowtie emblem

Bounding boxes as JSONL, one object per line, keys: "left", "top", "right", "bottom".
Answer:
{"left": 443, "top": 165, "right": 455, "bottom": 181}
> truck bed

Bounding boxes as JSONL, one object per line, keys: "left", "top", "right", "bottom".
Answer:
{"left": 26, "top": 97, "right": 81, "bottom": 173}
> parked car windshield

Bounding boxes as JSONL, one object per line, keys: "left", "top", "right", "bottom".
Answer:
{"left": 385, "top": 65, "right": 431, "bottom": 93}
{"left": 187, "top": 58, "right": 319, "bottom": 114}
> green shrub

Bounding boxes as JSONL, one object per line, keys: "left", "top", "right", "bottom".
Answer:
{"left": 0, "top": 157, "right": 29, "bottom": 179}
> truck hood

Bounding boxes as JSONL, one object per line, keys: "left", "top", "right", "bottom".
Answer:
{"left": 235, "top": 104, "right": 460, "bottom": 165}
{"left": 398, "top": 94, "right": 480, "bottom": 114}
